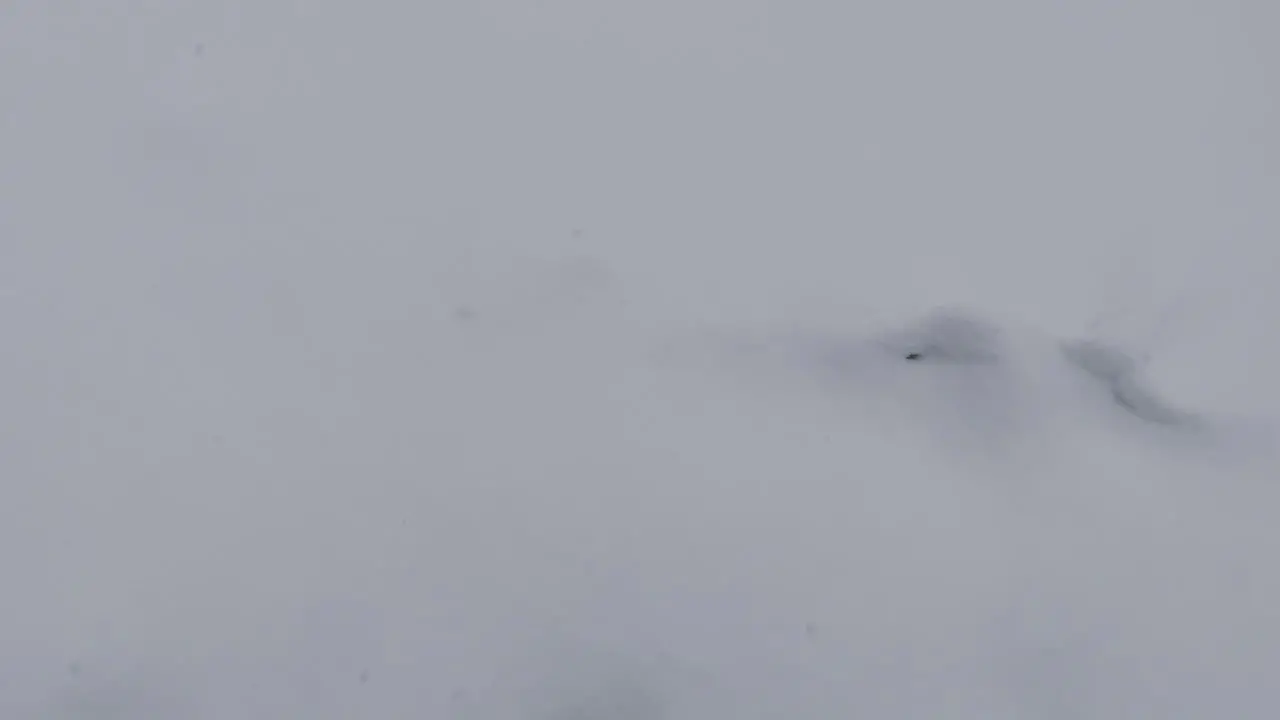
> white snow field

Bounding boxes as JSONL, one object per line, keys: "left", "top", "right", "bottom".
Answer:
{"left": 4, "top": 2, "right": 1280, "bottom": 718}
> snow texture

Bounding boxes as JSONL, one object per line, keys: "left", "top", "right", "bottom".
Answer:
{"left": 4, "top": 1, "right": 1280, "bottom": 719}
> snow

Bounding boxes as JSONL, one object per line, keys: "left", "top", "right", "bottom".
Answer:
{"left": 3, "top": 1, "right": 1280, "bottom": 718}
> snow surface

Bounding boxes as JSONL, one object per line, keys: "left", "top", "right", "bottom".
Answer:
{"left": 4, "top": 1, "right": 1280, "bottom": 718}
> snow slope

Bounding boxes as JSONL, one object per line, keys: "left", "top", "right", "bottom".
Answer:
{"left": 3, "top": 1, "right": 1280, "bottom": 718}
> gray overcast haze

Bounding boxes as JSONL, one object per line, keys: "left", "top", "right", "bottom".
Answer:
{"left": 3, "top": 1, "right": 1280, "bottom": 718}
